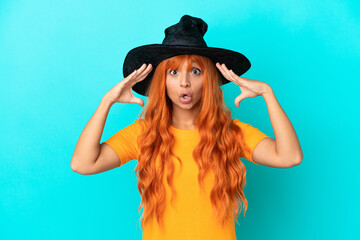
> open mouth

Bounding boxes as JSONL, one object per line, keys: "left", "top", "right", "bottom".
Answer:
{"left": 179, "top": 93, "right": 192, "bottom": 103}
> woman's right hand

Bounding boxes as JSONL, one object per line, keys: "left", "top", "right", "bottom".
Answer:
{"left": 103, "top": 63, "right": 153, "bottom": 107}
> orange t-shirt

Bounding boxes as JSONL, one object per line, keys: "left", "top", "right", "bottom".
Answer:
{"left": 104, "top": 118, "right": 270, "bottom": 240}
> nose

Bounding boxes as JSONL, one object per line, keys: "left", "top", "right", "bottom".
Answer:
{"left": 179, "top": 73, "right": 191, "bottom": 87}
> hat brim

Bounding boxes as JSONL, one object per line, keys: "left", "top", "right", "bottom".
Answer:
{"left": 123, "top": 44, "right": 251, "bottom": 96}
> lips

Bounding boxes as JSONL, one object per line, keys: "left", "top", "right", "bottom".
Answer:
{"left": 179, "top": 92, "right": 192, "bottom": 98}
{"left": 178, "top": 91, "right": 192, "bottom": 104}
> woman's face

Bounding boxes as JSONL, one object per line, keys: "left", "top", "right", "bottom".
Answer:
{"left": 165, "top": 60, "right": 204, "bottom": 112}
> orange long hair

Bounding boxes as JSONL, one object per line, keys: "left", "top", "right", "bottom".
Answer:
{"left": 134, "top": 54, "right": 252, "bottom": 229}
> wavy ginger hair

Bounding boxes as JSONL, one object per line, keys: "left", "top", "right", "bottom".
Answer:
{"left": 134, "top": 54, "right": 253, "bottom": 230}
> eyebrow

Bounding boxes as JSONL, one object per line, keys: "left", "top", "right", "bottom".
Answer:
{"left": 191, "top": 63, "right": 201, "bottom": 69}
{"left": 168, "top": 61, "right": 201, "bottom": 70}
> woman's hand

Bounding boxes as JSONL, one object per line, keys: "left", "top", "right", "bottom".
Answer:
{"left": 216, "top": 62, "right": 270, "bottom": 107}
{"left": 103, "top": 63, "right": 153, "bottom": 107}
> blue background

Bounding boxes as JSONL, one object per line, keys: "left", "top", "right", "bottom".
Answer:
{"left": 1, "top": 0, "right": 359, "bottom": 239}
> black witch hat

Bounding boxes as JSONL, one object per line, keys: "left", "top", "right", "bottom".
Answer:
{"left": 123, "top": 14, "right": 251, "bottom": 96}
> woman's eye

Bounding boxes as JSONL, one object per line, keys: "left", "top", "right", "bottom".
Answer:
{"left": 193, "top": 68, "right": 201, "bottom": 74}
{"left": 169, "top": 69, "right": 201, "bottom": 75}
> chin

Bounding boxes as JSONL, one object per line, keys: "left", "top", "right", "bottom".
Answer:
{"left": 178, "top": 101, "right": 200, "bottom": 110}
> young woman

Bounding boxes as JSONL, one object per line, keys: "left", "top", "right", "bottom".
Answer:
{"left": 71, "top": 15, "right": 303, "bottom": 240}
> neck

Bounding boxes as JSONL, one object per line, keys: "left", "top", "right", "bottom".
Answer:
{"left": 171, "top": 105, "right": 200, "bottom": 129}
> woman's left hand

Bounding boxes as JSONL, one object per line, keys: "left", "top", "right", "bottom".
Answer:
{"left": 216, "top": 62, "right": 270, "bottom": 107}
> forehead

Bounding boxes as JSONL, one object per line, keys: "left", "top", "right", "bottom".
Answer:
{"left": 167, "top": 57, "right": 201, "bottom": 70}
{"left": 181, "top": 60, "right": 200, "bottom": 67}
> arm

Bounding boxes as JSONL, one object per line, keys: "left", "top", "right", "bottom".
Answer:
{"left": 215, "top": 62, "right": 303, "bottom": 168}
{"left": 70, "top": 98, "right": 120, "bottom": 174}
{"left": 70, "top": 63, "right": 152, "bottom": 174}
{"left": 252, "top": 84, "right": 303, "bottom": 168}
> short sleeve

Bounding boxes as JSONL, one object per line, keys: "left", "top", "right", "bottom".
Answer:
{"left": 233, "top": 119, "right": 271, "bottom": 165}
{"left": 102, "top": 119, "right": 143, "bottom": 167}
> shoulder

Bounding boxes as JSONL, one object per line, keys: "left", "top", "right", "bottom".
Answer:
{"left": 134, "top": 118, "right": 147, "bottom": 129}
{"left": 110, "top": 119, "right": 146, "bottom": 138}
{"left": 232, "top": 118, "right": 248, "bottom": 129}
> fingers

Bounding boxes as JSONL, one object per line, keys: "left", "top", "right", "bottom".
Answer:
{"left": 216, "top": 62, "right": 245, "bottom": 87}
{"left": 120, "top": 63, "right": 152, "bottom": 86}
{"left": 216, "top": 62, "right": 232, "bottom": 81}
{"left": 130, "top": 97, "right": 144, "bottom": 107}
{"left": 133, "top": 63, "right": 153, "bottom": 83}
{"left": 125, "top": 63, "right": 151, "bottom": 78}
{"left": 234, "top": 94, "right": 246, "bottom": 108}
